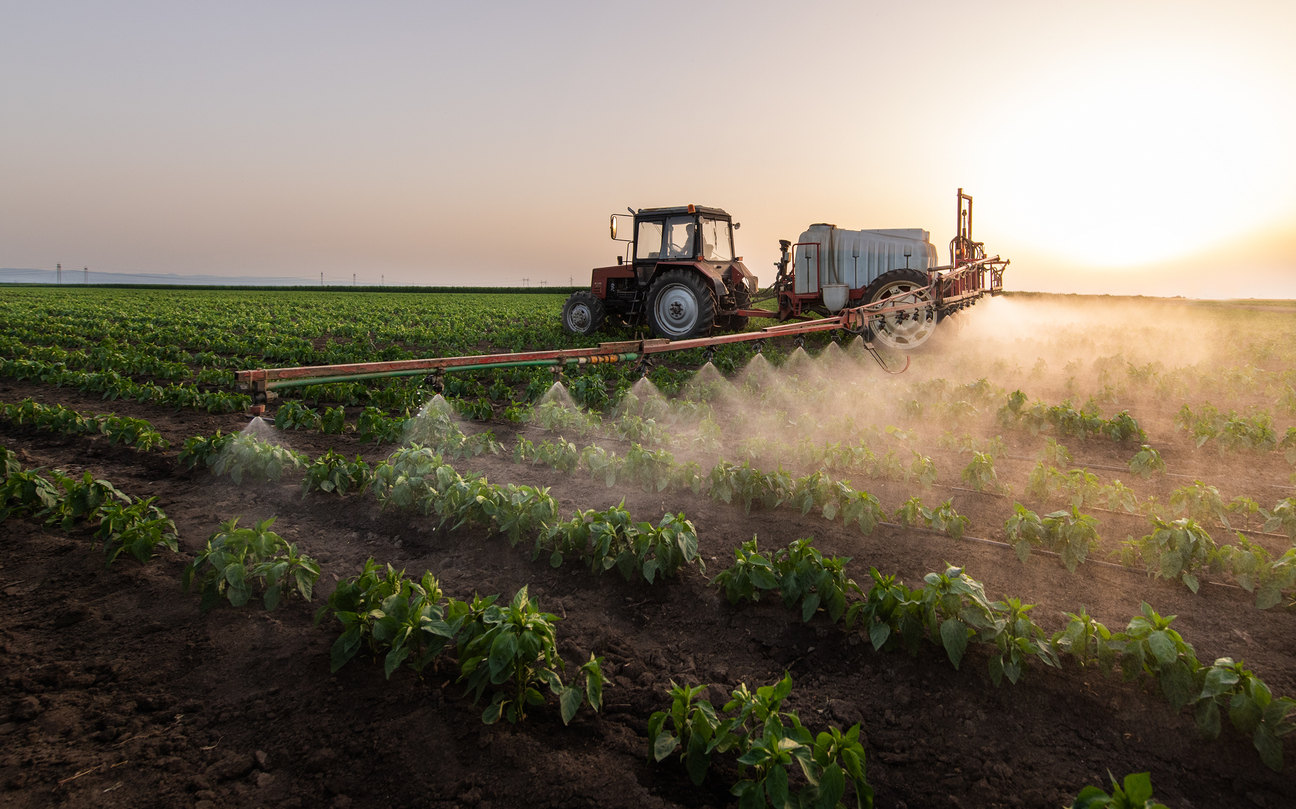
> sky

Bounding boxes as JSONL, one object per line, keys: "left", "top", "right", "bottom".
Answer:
{"left": 2, "top": 1, "right": 1295, "bottom": 297}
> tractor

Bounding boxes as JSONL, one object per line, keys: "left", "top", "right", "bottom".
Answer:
{"left": 561, "top": 205, "right": 758, "bottom": 341}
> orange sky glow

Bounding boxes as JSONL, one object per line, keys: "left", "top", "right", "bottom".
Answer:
{"left": 1, "top": 1, "right": 1293, "bottom": 296}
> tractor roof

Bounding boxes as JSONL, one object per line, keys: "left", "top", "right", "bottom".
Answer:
{"left": 637, "top": 205, "right": 731, "bottom": 218}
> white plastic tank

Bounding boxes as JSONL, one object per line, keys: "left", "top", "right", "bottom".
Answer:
{"left": 793, "top": 224, "right": 937, "bottom": 295}
{"left": 821, "top": 284, "right": 850, "bottom": 312}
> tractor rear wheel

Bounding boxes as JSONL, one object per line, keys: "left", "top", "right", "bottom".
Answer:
{"left": 562, "top": 291, "right": 605, "bottom": 336}
{"left": 863, "top": 268, "right": 937, "bottom": 350}
{"left": 646, "top": 269, "right": 716, "bottom": 340}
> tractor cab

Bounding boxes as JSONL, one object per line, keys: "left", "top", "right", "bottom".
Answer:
{"left": 625, "top": 205, "right": 736, "bottom": 285}
{"left": 563, "top": 204, "right": 758, "bottom": 340}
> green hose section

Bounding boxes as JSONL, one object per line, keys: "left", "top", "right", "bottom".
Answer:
{"left": 263, "top": 353, "right": 639, "bottom": 390}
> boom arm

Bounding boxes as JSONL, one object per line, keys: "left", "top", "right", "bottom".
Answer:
{"left": 233, "top": 256, "right": 1003, "bottom": 408}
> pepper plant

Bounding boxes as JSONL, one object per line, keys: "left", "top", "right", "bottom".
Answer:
{"left": 319, "top": 559, "right": 459, "bottom": 677}
{"left": 648, "top": 674, "right": 873, "bottom": 808}
{"left": 301, "top": 450, "right": 373, "bottom": 497}
{"left": 961, "top": 451, "right": 1005, "bottom": 494}
{"left": 1127, "top": 445, "right": 1165, "bottom": 479}
{"left": 452, "top": 585, "right": 604, "bottom": 725}
{"left": 1069, "top": 771, "right": 1167, "bottom": 809}
{"left": 1121, "top": 517, "right": 1218, "bottom": 593}
{"left": 93, "top": 496, "right": 178, "bottom": 565}
{"left": 184, "top": 516, "right": 320, "bottom": 611}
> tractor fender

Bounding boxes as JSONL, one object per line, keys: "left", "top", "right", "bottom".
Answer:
{"left": 653, "top": 261, "right": 727, "bottom": 303}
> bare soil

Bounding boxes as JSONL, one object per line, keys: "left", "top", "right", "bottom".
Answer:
{"left": 2, "top": 377, "right": 1294, "bottom": 809}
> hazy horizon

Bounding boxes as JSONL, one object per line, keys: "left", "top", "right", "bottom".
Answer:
{"left": 3, "top": 1, "right": 1294, "bottom": 297}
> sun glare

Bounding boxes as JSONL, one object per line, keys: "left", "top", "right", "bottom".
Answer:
{"left": 982, "top": 50, "right": 1293, "bottom": 268}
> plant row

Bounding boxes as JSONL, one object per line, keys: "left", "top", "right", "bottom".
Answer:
{"left": 319, "top": 567, "right": 604, "bottom": 725}
{"left": 0, "top": 358, "right": 250, "bottom": 413}
{"left": 1, "top": 398, "right": 169, "bottom": 451}
{"left": 189, "top": 415, "right": 1296, "bottom": 612}
{"left": 517, "top": 423, "right": 1296, "bottom": 597}
{"left": 179, "top": 431, "right": 705, "bottom": 586}
{"left": 709, "top": 536, "right": 1296, "bottom": 772}
{"left": 997, "top": 390, "right": 1146, "bottom": 442}
{"left": 0, "top": 445, "right": 177, "bottom": 564}
{"left": 1176, "top": 402, "right": 1296, "bottom": 460}
{"left": 0, "top": 337, "right": 207, "bottom": 382}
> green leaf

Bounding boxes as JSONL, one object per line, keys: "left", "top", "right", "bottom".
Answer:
{"left": 1231, "top": 695, "right": 1264, "bottom": 735}
{"left": 801, "top": 592, "right": 821, "bottom": 623}
{"left": 1146, "top": 630, "right": 1178, "bottom": 666}
{"left": 1256, "top": 581, "right": 1284, "bottom": 610}
{"left": 685, "top": 730, "right": 711, "bottom": 786}
{"left": 816, "top": 763, "right": 845, "bottom": 809}
{"left": 329, "top": 628, "right": 362, "bottom": 673}
{"left": 987, "top": 654, "right": 1004, "bottom": 688}
{"left": 1159, "top": 660, "right": 1194, "bottom": 712}
{"left": 227, "top": 582, "right": 251, "bottom": 608}
{"left": 868, "top": 622, "right": 890, "bottom": 651}
{"left": 940, "top": 618, "right": 968, "bottom": 670}
{"left": 1254, "top": 724, "right": 1285, "bottom": 772}
{"left": 1121, "top": 771, "right": 1155, "bottom": 804}
{"left": 653, "top": 731, "right": 678, "bottom": 763}
{"left": 1201, "top": 662, "right": 1240, "bottom": 698}
{"left": 384, "top": 644, "right": 410, "bottom": 679}
{"left": 1195, "top": 699, "right": 1222, "bottom": 740}
{"left": 764, "top": 765, "right": 789, "bottom": 809}
{"left": 560, "top": 685, "right": 582, "bottom": 725}
{"left": 488, "top": 632, "right": 518, "bottom": 680}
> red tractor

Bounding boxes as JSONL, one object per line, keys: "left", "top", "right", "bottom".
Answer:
{"left": 561, "top": 204, "right": 759, "bottom": 340}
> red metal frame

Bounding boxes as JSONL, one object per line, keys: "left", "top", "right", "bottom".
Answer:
{"left": 774, "top": 240, "right": 827, "bottom": 319}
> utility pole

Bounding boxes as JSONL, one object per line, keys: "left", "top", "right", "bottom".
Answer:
{"left": 56, "top": 263, "right": 61, "bottom": 284}
{"left": 84, "top": 267, "right": 88, "bottom": 284}
{"left": 353, "top": 273, "right": 356, "bottom": 286}
{"left": 320, "top": 272, "right": 324, "bottom": 286}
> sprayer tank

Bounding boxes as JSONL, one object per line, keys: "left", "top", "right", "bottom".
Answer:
{"left": 792, "top": 225, "right": 938, "bottom": 295}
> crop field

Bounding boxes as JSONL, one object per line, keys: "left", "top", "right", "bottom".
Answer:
{"left": 3, "top": 286, "right": 1296, "bottom": 808}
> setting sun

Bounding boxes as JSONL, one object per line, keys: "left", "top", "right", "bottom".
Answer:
{"left": 982, "top": 46, "right": 1295, "bottom": 268}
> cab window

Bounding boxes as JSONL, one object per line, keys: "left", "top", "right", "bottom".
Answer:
{"left": 663, "top": 216, "right": 696, "bottom": 259}
{"left": 635, "top": 220, "right": 663, "bottom": 260}
{"left": 700, "top": 217, "right": 732, "bottom": 261}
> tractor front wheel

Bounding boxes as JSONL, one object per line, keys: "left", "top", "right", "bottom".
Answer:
{"left": 562, "top": 291, "right": 606, "bottom": 336}
{"left": 646, "top": 270, "right": 716, "bottom": 340}
{"left": 863, "top": 268, "right": 937, "bottom": 350}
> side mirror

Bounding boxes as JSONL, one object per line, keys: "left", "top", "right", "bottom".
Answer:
{"left": 609, "top": 214, "right": 633, "bottom": 242}
{"left": 733, "top": 222, "right": 741, "bottom": 230}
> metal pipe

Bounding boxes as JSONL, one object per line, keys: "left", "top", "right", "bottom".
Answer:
{"left": 261, "top": 353, "right": 640, "bottom": 390}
